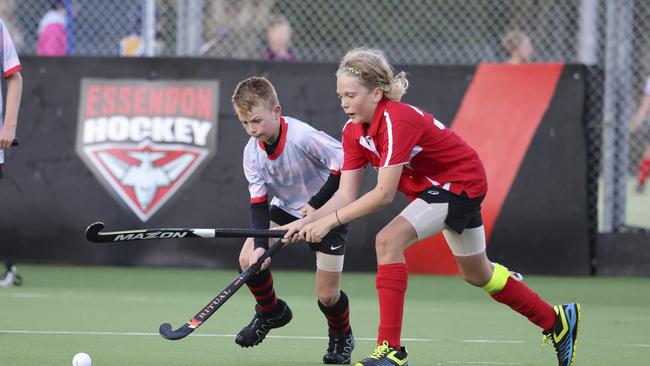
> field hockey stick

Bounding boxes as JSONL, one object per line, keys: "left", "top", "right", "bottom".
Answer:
{"left": 159, "top": 239, "right": 285, "bottom": 340}
{"left": 85, "top": 222, "right": 288, "bottom": 243}
{"left": 11, "top": 138, "right": 18, "bottom": 146}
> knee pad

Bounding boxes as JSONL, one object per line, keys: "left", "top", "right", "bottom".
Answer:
{"left": 442, "top": 226, "right": 486, "bottom": 257}
{"left": 316, "top": 252, "right": 344, "bottom": 272}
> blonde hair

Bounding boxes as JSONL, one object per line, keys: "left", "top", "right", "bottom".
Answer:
{"left": 336, "top": 47, "right": 408, "bottom": 102}
{"left": 501, "top": 30, "right": 529, "bottom": 53}
{"left": 231, "top": 76, "right": 279, "bottom": 114}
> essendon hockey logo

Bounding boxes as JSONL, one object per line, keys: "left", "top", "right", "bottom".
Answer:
{"left": 75, "top": 78, "right": 219, "bottom": 222}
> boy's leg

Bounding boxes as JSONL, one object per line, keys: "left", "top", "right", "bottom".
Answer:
{"left": 239, "top": 238, "right": 279, "bottom": 312}
{"left": 0, "top": 168, "right": 20, "bottom": 288}
{"left": 354, "top": 198, "right": 447, "bottom": 366}
{"left": 447, "top": 227, "right": 580, "bottom": 366}
{"left": 235, "top": 238, "right": 292, "bottom": 347}
{"left": 372, "top": 199, "right": 447, "bottom": 347}
{"left": 0, "top": 261, "right": 19, "bottom": 288}
{"left": 316, "top": 257, "right": 355, "bottom": 364}
{"left": 353, "top": 215, "right": 418, "bottom": 366}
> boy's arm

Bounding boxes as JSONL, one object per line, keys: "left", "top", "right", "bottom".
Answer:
{"left": 0, "top": 71, "right": 22, "bottom": 149}
{"left": 306, "top": 171, "right": 341, "bottom": 210}
{"left": 295, "top": 165, "right": 402, "bottom": 244}
{"left": 281, "top": 169, "right": 364, "bottom": 242}
{"left": 250, "top": 200, "right": 271, "bottom": 249}
{"left": 243, "top": 147, "right": 271, "bottom": 248}
{"left": 301, "top": 130, "right": 345, "bottom": 212}
{"left": 295, "top": 169, "right": 363, "bottom": 225}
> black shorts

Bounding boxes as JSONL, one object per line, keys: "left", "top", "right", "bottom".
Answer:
{"left": 417, "top": 187, "right": 485, "bottom": 234}
{"left": 270, "top": 205, "right": 348, "bottom": 255}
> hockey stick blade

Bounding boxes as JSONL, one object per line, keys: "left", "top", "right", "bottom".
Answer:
{"left": 159, "top": 240, "right": 284, "bottom": 340}
{"left": 85, "top": 221, "right": 287, "bottom": 242}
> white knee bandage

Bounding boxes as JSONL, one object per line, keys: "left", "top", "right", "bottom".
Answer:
{"left": 442, "top": 226, "right": 486, "bottom": 257}
{"left": 399, "top": 198, "right": 448, "bottom": 240}
{"left": 316, "top": 252, "right": 344, "bottom": 272}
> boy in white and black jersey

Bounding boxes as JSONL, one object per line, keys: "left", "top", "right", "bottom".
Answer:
{"left": 231, "top": 76, "right": 354, "bottom": 364}
{"left": 0, "top": 18, "right": 23, "bottom": 288}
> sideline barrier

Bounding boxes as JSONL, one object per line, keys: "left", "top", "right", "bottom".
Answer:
{"left": 0, "top": 57, "right": 589, "bottom": 275}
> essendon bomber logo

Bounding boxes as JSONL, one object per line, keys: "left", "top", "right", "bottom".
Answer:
{"left": 75, "top": 79, "right": 219, "bottom": 222}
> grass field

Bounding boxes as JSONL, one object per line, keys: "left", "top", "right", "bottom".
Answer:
{"left": 1, "top": 265, "right": 649, "bottom": 365}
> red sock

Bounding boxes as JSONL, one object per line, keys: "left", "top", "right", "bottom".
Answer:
{"left": 491, "top": 277, "right": 556, "bottom": 331}
{"left": 376, "top": 263, "right": 408, "bottom": 348}
{"left": 639, "top": 158, "right": 650, "bottom": 186}
{"left": 245, "top": 269, "right": 278, "bottom": 313}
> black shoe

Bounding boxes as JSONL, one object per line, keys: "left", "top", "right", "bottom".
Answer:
{"left": 0, "top": 264, "right": 21, "bottom": 288}
{"left": 235, "top": 299, "right": 292, "bottom": 347}
{"left": 323, "top": 330, "right": 355, "bottom": 364}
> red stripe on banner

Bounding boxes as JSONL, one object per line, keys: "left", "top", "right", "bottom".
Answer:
{"left": 405, "top": 63, "right": 564, "bottom": 275}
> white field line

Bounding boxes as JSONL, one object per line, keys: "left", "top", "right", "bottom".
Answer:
{"left": 592, "top": 342, "right": 650, "bottom": 348}
{"left": 7, "top": 293, "right": 52, "bottom": 298}
{"left": 3, "top": 330, "right": 649, "bottom": 349}
{"left": 0, "top": 331, "right": 529, "bottom": 365}
{"left": 445, "top": 362, "right": 521, "bottom": 365}
{"left": 0, "top": 330, "right": 435, "bottom": 342}
{"left": 3, "top": 293, "right": 169, "bottom": 302}
{"left": 462, "top": 339, "right": 526, "bottom": 344}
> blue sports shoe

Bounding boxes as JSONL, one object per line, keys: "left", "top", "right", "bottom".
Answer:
{"left": 544, "top": 303, "right": 581, "bottom": 366}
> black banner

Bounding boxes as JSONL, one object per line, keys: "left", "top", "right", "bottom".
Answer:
{"left": 0, "top": 57, "right": 591, "bottom": 275}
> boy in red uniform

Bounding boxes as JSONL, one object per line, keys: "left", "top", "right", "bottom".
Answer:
{"left": 283, "top": 48, "right": 580, "bottom": 366}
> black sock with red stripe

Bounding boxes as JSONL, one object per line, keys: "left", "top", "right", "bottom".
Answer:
{"left": 244, "top": 268, "right": 280, "bottom": 315}
{"left": 318, "top": 290, "right": 351, "bottom": 335}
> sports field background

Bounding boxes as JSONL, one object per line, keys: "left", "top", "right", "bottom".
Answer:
{"left": 1, "top": 265, "right": 648, "bottom": 365}
{"left": 625, "top": 180, "right": 650, "bottom": 229}
{"left": 599, "top": 178, "right": 650, "bottom": 231}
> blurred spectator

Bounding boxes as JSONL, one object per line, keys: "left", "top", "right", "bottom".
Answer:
{"left": 199, "top": 27, "right": 230, "bottom": 56}
{"left": 630, "top": 76, "right": 650, "bottom": 193}
{"left": 501, "top": 30, "right": 534, "bottom": 64}
{"left": 0, "top": 0, "right": 23, "bottom": 51}
{"left": 262, "top": 15, "right": 296, "bottom": 62}
{"left": 120, "top": 20, "right": 144, "bottom": 57}
{"left": 125, "top": 17, "right": 168, "bottom": 57}
{"left": 200, "top": 0, "right": 275, "bottom": 59}
{"left": 37, "top": 0, "right": 67, "bottom": 56}
{"left": 120, "top": 33, "right": 144, "bottom": 57}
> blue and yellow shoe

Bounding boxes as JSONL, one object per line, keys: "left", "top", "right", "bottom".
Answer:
{"left": 544, "top": 303, "right": 581, "bottom": 366}
{"left": 354, "top": 341, "right": 408, "bottom": 366}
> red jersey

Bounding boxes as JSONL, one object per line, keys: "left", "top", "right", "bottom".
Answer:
{"left": 341, "top": 99, "right": 487, "bottom": 200}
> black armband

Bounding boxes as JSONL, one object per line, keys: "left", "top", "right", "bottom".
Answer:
{"left": 308, "top": 172, "right": 341, "bottom": 209}
{"left": 250, "top": 200, "right": 270, "bottom": 249}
